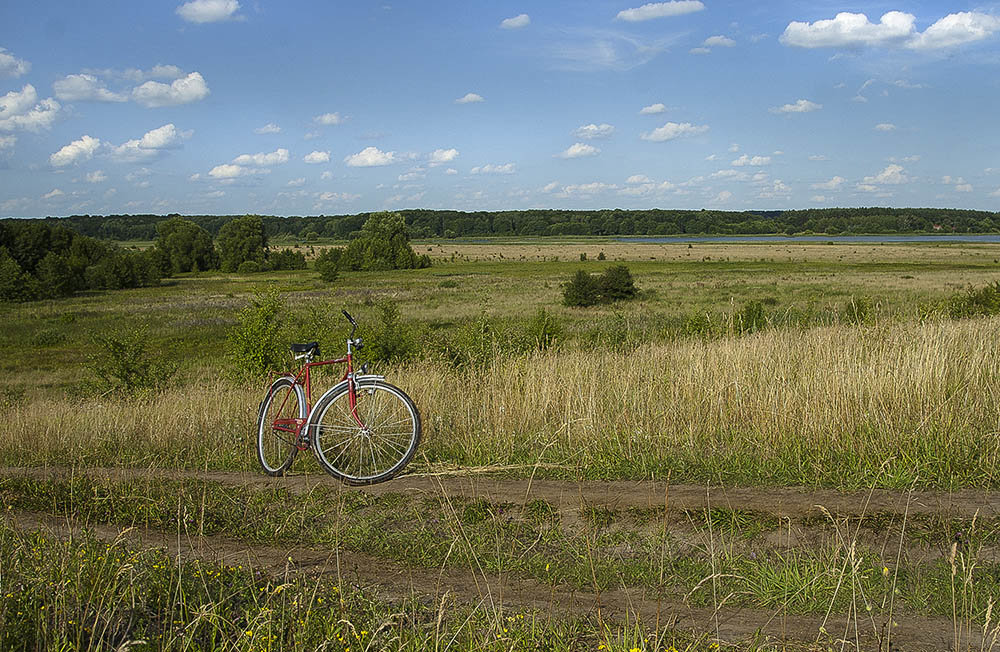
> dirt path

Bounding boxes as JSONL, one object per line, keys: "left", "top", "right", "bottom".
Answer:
{"left": 5, "top": 465, "right": 999, "bottom": 520}
{"left": 4, "top": 508, "right": 978, "bottom": 651}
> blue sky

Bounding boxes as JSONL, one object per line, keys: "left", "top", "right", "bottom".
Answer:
{"left": 1, "top": 0, "right": 999, "bottom": 217}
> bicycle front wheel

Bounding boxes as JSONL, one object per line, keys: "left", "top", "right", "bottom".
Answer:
{"left": 311, "top": 380, "right": 421, "bottom": 485}
{"left": 257, "top": 376, "right": 305, "bottom": 476}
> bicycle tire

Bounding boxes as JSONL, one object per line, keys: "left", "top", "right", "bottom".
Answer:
{"left": 256, "top": 376, "right": 305, "bottom": 476}
{"left": 310, "top": 379, "right": 421, "bottom": 485}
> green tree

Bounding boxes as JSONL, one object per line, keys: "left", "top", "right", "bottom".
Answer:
{"left": 340, "top": 212, "right": 431, "bottom": 271}
{"left": 155, "top": 217, "right": 217, "bottom": 274}
{"left": 314, "top": 248, "right": 342, "bottom": 282}
{"left": 563, "top": 270, "right": 600, "bottom": 307}
{"left": 34, "top": 251, "right": 77, "bottom": 298}
{"left": 598, "top": 265, "right": 637, "bottom": 301}
{"left": 217, "top": 215, "right": 267, "bottom": 273}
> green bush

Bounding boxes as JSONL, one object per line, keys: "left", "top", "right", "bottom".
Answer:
{"left": 237, "top": 260, "right": 261, "bottom": 273}
{"left": 227, "top": 290, "right": 285, "bottom": 379}
{"left": 314, "top": 248, "right": 343, "bottom": 282}
{"left": 735, "top": 300, "right": 768, "bottom": 334}
{"left": 217, "top": 215, "right": 267, "bottom": 272}
{"left": 524, "top": 308, "right": 562, "bottom": 350}
{"left": 563, "top": 265, "right": 639, "bottom": 307}
{"left": 87, "top": 326, "right": 176, "bottom": 395}
{"left": 266, "top": 249, "right": 307, "bottom": 271}
{"left": 361, "top": 298, "right": 423, "bottom": 364}
{"left": 339, "top": 212, "right": 431, "bottom": 271}
{"left": 598, "top": 264, "right": 637, "bottom": 301}
{"left": 948, "top": 281, "right": 1000, "bottom": 319}
{"left": 843, "top": 296, "right": 872, "bottom": 325}
{"left": 563, "top": 270, "right": 600, "bottom": 307}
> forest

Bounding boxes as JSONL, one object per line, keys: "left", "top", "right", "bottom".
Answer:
{"left": 37, "top": 206, "right": 1000, "bottom": 242}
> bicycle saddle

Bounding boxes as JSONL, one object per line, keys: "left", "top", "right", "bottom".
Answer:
{"left": 290, "top": 342, "right": 320, "bottom": 356}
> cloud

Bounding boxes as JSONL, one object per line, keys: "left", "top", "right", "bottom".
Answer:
{"left": 908, "top": 12, "right": 1000, "bottom": 50}
{"left": 132, "top": 72, "right": 209, "bottom": 107}
{"left": 689, "top": 47, "right": 711, "bottom": 55}
{"left": 811, "top": 176, "right": 845, "bottom": 190}
{"left": 943, "top": 176, "right": 973, "bottom": 192}
{"left": 616, "top": 1, "right": 704, "bottom": 22}
{"left": 556, "top": 182, "right": 617, "bottom": 197}
{"left": 639, "top": 103, "right": 666, "bottom": 115}
{"left": 711, "top": 190, "right": 733, "bottom": 203}
{"left": 86, "top": 170, "right": 107, "bottom": 183}
{"left": 470, "top": 163, "right": 515, "bottom": 174}
{"left": 770, "top": 99, "right": 822, "bottom": 114}
{"left": 428, "top": 148, "right": 458, "bottom": 166}
{"left": 315, "top": 191, "right": 360, "bottom": 203}
{"left": 0, "top": 48, "right": 30, "bottom": 78}
{"left": 455, "top": 92, "right": 484, "bottom": 104}
{"left": 874, "top": 122, "right": 897, "bottom": 131}
{"left": 758, "top": 179, "right": 791, "bottom": 198}
{"left": 344, "top": 146, "right": 395, "bottom": 167}
{"left": 641, "top": 121, "right": 709, "bottom": 142}
{"left": 42, "top": 188, "right": 64, "bottom": 200}
{"left": 808, "top": 154, "right": 829, "bottom": 161}
{"left": 208, "top": 163, "right": 266, "bottom": 179}
{"left": 500, "top": 14, "right": 530, "bottom": 29}
{"left": 233, "top": 148, "right": 289, "bottom": 166}
{"left": 862, "top": 163, "right": 909, "bottom": 185}
{"left": 0, "top": 85, "right": 61, "bottom": 133}
{"left": 50, "top": 135, "right": 101, "bottom": 167}
{"left": 53, "top": 74, "right": 128, "bottom": 102}
{"left": 0, "top": 134, "right": 16, "bottom": 150}
{"left": 781, "top": 10, "right": 1000, "bottom": 50}
{"left": 703, "top": 35, "right": 736, "bottom": 47}
{"left": 574, "top": 123, "right": 615, "bottom": 139}
{"left": 626, "top": 174, "right": 651, "bottom": 184}
{"left": 110, "top": 123, "right": 192, "bottom": 162}
{"left": 287, "top": 178, "right": 305, "bottom": 187}
{"left": 618, "top": 180, "right": 674, "bottom": 196}
{"left": 445, "top": 168, "right": 458, "bottom": 175}
{"left": 558, "top": 142, "right": 600, "bottom": 158}
{"left": 313, "top": 112, "right": 343, "bottom": 125}
{"left": 303, "top": 150, "right": 331, "bottom": 164}
{"left": 731, "top": 154, "right": 771, "bottom": 166}
{"left": 176, "top": 0, "right": 242, "bottom": 23}
{"left": 254, "top": 123, "right": 281, "bottom": 134}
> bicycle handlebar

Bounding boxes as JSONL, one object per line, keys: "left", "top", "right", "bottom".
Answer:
{"left": 343, "top": 310, "right": 358, "bottom": 338}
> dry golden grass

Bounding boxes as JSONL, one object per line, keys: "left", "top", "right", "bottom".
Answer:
{"left": 5, "top": 315, "right": 1000, "bottom": 488}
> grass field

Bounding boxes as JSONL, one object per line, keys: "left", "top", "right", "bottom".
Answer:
{"left": 3, "top": 238, "right": 1000, "bottom": 649}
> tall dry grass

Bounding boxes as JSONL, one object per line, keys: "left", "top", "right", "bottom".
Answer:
{"left": 3, "top": 316, "right": 1000, "bottom": 488}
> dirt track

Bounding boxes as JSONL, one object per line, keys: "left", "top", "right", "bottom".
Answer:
{"left": 4, "top": 465, "right": 998, "bottom": 650}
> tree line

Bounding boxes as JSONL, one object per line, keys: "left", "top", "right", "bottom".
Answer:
{"left": 41, "top": 207, "right": 1000, "bottom": 242}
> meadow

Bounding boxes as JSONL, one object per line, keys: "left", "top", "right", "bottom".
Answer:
{"left": 3, "top": 237, "right": 1000, "bottom": 650}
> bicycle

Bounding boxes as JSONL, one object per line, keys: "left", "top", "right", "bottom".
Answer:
{"left": 255, "top": 310, "right": 421, "bottom": 485}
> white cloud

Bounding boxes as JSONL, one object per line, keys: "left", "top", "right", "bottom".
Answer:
{"left": 344, "top": 146, "right": 395, "bottom": 167}
{"left": 303, "top": 150, "right": 331, "bottom": 164}
{"left": 500, "top": 14, "right": 530, "bottom": 29}
{"left": 712, "top": 190, "right": 733, "bottom": 203}
{"left": 689, "top": 47, "right": 711, "bottom": 55}
{"left": 711, "top": 169, "right": 746, "bottom": 179}
{"left": 314, "top": 112, "right": 343, "bottom": 126}
{"left": 574, "top": 123, "right": 615, "bottom": 139}
{"left": 908, "top": 12, "right": 1000, "bottom": 50}
{"left": 0, "top": 48, "right": 30, "bottom": 78}
{"left": 233, "top": 148, "right": 289, "bottom": 166}
{"left": 811, "top": 195, "right": 828, "bottom": 202}
{"left": 542, "top": 181, "right": 559, "bottom": 192}
{"left": 616, "top": 1, "right": 704, "bottom": 22}
{"left": 812, "top": 176, "right": 845, "bottom": 190}
{"left": 42, "top": 189, "right": 64, "bottom": 200}
{"left": 0, "top": 135, "right": 15, "bottom": 150}
{"left": 809, "top": 154, "right": 829, "bottom": 161}
{"left": 470, "top": 163, "right": 515, "bottom": 174}
{"left": 176, "top": 0, "right": 241, "bottom": 23}
{"left": 728, "top": 143, "right": 740, "bottom": 152}
{"left": 758, "top": 179, "right": 791, "bottom": 198}
{"left": 874, "top": 122, "right": 897, "bottom": 131}
{"left": 558, "top": 142, "right": 600, "bottom": 158}
{"left": 770, "top": 99, "right": 822, "bottom": 114}
{"left": 50, "top": 135, "right": 101, "bottom": 167}
{"left": 955, "top": 183, "right": 973, "bottom": 192}
{"left": 556, "top": 182, "right": 617, "bottom": 197}
{"left": 942, "top": 176, "right": 973, "bottom": 192}
{"left": 862, "top": 164, "right": 909, "bottom": 186}
{"left": 781, "top": 10, "right": 1000, "bottom": 50}
{"left": 208, "top": 163, "right": 268, "bottom": 179}
{"left": 455, "top": 92, "right": 484, "bottom": 104}
{"left": 53, "top": 74, "right": 128, "bottom": 102}
{"left": 110, "top": 123, "right": 192, "bottom": 162}
{"left": 254, "top": 123, "right": 281, "bottom": 134}
{"left": 428, "top": 148, "right": 459, "bottom": 166}
{"left": 0, "top": 85, "right": 61, "bottom": 133}
{"left": 641, "top": 121, "right": 709, "bottom": 142}
{"left": 287, "top": 178, "right": 306, "bottom": 187}
{"left": 626, "top": 174, "right": 651, "bottom": 184}
{"left": 704, "top": 35, "right": 736, "bottom": 47}
{"left": 86, "top": 170, "right": 107, "bottom": 183}
{"left": 731, "top": 154, "right": 771, "bottom": 166}
{"left": 132, "top": 72, "right": 209, "bottom": 107}
{"left": 639, "top": 103, "right": 666, "bottom": 115}
{"left": 316, "top": 191, "right": 360, "bottom": 203}
{"left": 445, "top": 168, "right": 458, "bottom": 175}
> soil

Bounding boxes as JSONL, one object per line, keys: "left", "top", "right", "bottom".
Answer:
{"left": 3, "top": 465, "right": 996, "bottom": 650}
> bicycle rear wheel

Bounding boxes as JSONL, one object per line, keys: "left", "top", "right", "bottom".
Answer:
{"left": 311, "top": 380, "right": 421, "bottom": 485}
{"left": 256, "top": 376, "right": 305, "bottom": 476}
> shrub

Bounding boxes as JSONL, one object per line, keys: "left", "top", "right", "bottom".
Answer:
{"left": 339, "top": 212, "right": 431, "bottom": 271}
{"left": 237, "top": 261, "right": 261, "bottom": 273}
{"left": 217, "top": 215, "right": 267, "bottom": 272}
{"left": 948, "top": 281, "right": 1000, "bottom": 319}
{"left": 598, "top": 264, "right": 637, "bottom": 301}
{"left": 525, "top": 308, "right": 562, "bottom": 350}
{"left": 154, "top": 217, "right": 217, "bottom": 274}
{"left": 266, "top": 249, "right": 307, "bottom": 271}
{"left": 362, "top": 298, "right": 423, "bottom": 364}
{"left": 227, "top": 290, "right": 285, "bottom": 379}
{"left": 563, "top": 270, "right": 600, "bottom": 307}
{"left": 735, "top": 300, "right": 768, "bottom": 334}
{"left": 314, "top": 248, "right": 343, "bottom": 283}
{"left": 844, "top": 296, "right": 872, "bottom": 325}
{"left": 87, "top": 325, "right": 176, "bottom": 395}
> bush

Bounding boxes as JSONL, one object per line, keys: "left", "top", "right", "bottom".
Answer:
{"left": 598, "top": 265, "right": 637, "bottom": 301}
{"left": 563, "top": 265, "right": 639, "bottom": 306}
{"left": 563, "top": 270, "right": 600, "bottom": 307}
{"left": 362, "top": 298, "right": 423, "bottom": 364}
{"left": 525, "top": 308, "right": 562, "bottom": 350}
{"left": 87, "top": 325, "right": 175, "bottom": 395}
{"left": 735, "top": 300, "right": 768, "bottom": 334}
{"left": 237, "top": 261, "right": 261, "bottom": 273}
{"left": 267, "top": 249, "right": 307, "bottom": 271}
{"left": 948, "top": 281, "right": 1000, "bottom": 319}
{"left": 217, "top": 215, "right": 267, "bottom": 272}
{"left": 844, "top": 296, "right": 872, "bottom": 325}
{"left": 339, "top": 212, "right": 431, "bottom": 271}
{"left": 227, "top": 290, "right": 285, "bottom": 379}
{"left": 314, "top": 248, "right": 343, "bottom": 283}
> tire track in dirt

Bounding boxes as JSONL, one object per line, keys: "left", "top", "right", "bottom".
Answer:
{"left": 3, "top": 509, "right": 976, "bottom": 651}
{"left": 5, "top": 466, "right": 999, "bottom": 520}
